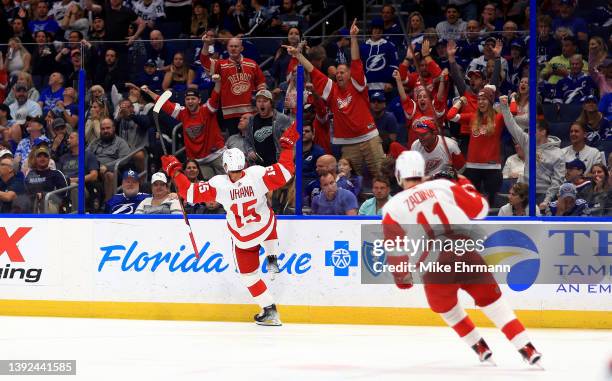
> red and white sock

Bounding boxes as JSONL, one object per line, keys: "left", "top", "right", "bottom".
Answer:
{"left": 240, "top": 270, "right": 274, "bottom": 308}
{"left": 481, "top": 297, "right": 530, "bottom": 350}
{"left": 440, "top": 302, "right": 482, "bottom": 347}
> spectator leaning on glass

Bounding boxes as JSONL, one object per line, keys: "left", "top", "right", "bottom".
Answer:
{"left": 285, "top": 19, "right": 385, "bottom": 178}
{"left": 135, "top": 172, "right": 182, "bottom": 214}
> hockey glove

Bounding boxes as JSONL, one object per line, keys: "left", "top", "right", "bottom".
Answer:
{"left": 161, "top": 155, "right": 183, "bottom": 178}
{"left": 279, "top": 123, "right": 299, "bottom": 150}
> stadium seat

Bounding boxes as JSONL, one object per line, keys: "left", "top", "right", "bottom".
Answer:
{"left": 597, "top": 141, "right": 612, "bottom": 161}
{"left": 558, "top": 104, "right": 583, "bottom": 123}
{"left": 548, "top": 122, "right": 570, "bottom": 146}
{"left": 542, "top": 103, "right": 558, "bottom": 122}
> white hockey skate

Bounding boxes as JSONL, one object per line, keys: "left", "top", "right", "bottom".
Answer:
{"left": 266, "top": 255, "right": 280, "bottom": 280}
{"left": 254, "top": 304, "right": 282, "bottom": 326}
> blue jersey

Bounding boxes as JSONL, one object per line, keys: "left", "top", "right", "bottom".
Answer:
{"left": 553, "top": 73, "right": 596, "bottom": 104}
{"left": 39, "top": 86, "right": 65, "bottom": 115}
{"left": 549, "top": 198, "right": 590, "bottom": 216}
{"left": 359, "top": 38, "right": 399, "bottom": 91}
{"left": 456, "top": 38, "right": 483, "bottom": 70}
{"left": 105, "top": 192, "right": 150, "bottom": 214}
{"left": 599, "top": 93, "right": 612, "bottom": 119}
{"left": 135, "top": 70, "right": 164, "bottom": 93}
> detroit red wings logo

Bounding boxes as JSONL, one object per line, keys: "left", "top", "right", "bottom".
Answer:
{"left": 231, "top": 82, "right": 250, "bottom": 95}
{"left": 425, "top": 158, "right": 443, "bottom": 173}
{"left": 336, "top": 95, "right": 353, "bottom": 110}
{"left": 228, "top": 72, "right": 253, "bottom": 95}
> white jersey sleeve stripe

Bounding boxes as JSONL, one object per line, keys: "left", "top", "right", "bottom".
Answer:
{"left": 351, "top": 77, "right": 366, "bottom": 92}
{"left": 187, "top": 183, "right": 194, "bottom": 203}
{"left": 321, "top": 78, "right": 333, "bottom": 101}
{"left": 170, "top": 103, "right": 181, "bottom": 119}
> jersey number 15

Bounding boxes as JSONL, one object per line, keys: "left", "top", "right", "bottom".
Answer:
{"left": 230, "top": 199, "right": 261, "bottom": 228}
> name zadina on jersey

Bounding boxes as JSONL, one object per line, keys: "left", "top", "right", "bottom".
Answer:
{"left": 383, "top": 179, "right": 489, "bottom": 226}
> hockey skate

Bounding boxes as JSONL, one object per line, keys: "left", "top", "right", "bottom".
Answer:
{"left": 266, "top": 255, "right": 280, "bottom": 279}
{"left": 472, "top": 338, "right": 494, "bottom": 364}
{"left": 254, "top": 304, "right": 282, "bottom": 326}
{"left": 519, "top": 342, "right": 542, "bottom": 367}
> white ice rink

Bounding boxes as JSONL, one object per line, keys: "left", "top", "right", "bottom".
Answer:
{"left": 0, "top": 316, "right": 610, "bottom": 381}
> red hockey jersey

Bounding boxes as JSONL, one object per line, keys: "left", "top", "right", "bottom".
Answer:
{"left": 200, "top": 53, "right": 266, "bottom": 119}
{"left": 310, "top": 59, "right": 378, "bottom": 144}
{"left": 161, "top": 90, "right": 225, "bottom": 161}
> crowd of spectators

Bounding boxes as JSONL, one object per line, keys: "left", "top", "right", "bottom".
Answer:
{"left": 537, "top": 0, "right": 611, "bottom": 216}
{"left": 0, "top": 0, "right": 544, "bottom": 217}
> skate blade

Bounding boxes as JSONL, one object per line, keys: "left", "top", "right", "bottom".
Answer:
{"left": 255, "top": 319, "right": 282, "bottom": 326}
{"left": 530, "top": 358, "right": 544, "bottom": 370}
{"left": 484, "top": 358, "right": 497, "bottom": 366}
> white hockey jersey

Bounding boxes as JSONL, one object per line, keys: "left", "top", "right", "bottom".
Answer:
{"left": 382, "top": 178, "right": 488, "bottom": 228}
{"left": 183, "top": 161, "right": 293, "bottom": 249}
{"left": 410, "top": 136, "right": 465, "bottom": 176}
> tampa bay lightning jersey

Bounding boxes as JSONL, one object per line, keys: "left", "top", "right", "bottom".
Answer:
{"left": 359, "top": 38, "right": 399, "bottom": 91}
{"left": 105, "top": 193, "right": 150, "bottom": 214}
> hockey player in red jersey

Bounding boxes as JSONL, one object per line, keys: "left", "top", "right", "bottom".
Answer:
{"left": 160, "top": 124, "right": 299, "bottom": 326}
{"left": 382, "top": 151, "right": 542, "bottom": 365}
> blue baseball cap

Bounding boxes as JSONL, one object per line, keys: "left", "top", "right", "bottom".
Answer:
{"left": 584, "top": 94, "right": 598, "bottom": 103}
{"left": 565, "top": 158, "right": 586, "bottom": 172}
{"left": 122, "top": 169, "right": 138, "bottom": 181}
{"left": 370, "top": 17, "right": 384, "bottom": 29}
{"left": 338, "top": 27, "right": 350, "bottom": 38}
{"left": 370, "top": 92, "right": 385, "bottom": 102}
{"left": 33, "top": 136, "right": 50, "bottom": 146}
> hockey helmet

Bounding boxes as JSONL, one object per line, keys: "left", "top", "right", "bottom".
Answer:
{"left": 222, "top": 148, "right": 246, "bottom": 172}
{"left": 395, "top": 151, "right": 425, "bottom": 185}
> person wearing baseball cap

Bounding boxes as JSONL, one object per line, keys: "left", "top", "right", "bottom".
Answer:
{"left": 362, "top": 16, "right": 399, "bottom": 95}
{"left": 563, "top": 157, "right": 595, "bottom": 201}
{"left": 547, "top": 182, "right": 590, "bottom": 216}
{"left": 8, "top": 79, "right": 43, "bottom": 143}
{"left": 245, "top": 88, "right": 292, "bottom": 167}
{"left": 23, "top": 142, "right": 69, "bottom": 213}
{"left": 132, "top": 59, "right": 164, "bottom": 93}
{"left": 104, "top": 169, "right": 150, "bottom": 214}
{"left": 135, "top": 172, "right": 182, "bottom": 214}
{"left": 328, "top": 27, "right": 351, "bottom": 66}
{"left": 139, "top": 75, "right": 226, "bottom": 180}
{"left": 411, "top": 117, "right": 466, "bottom": 176}
{"left": 13, "top": 114, "right": 47, "bottom": 174}
{"left": 370, "top": 91, "right": 399, "bottom": 145}
{"left": 49, "top": 118, "right": 70, "bottom": 161}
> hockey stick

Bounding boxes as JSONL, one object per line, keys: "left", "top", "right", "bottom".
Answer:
{"left": 152, "top": 90, "right": 201, "bottom": 259}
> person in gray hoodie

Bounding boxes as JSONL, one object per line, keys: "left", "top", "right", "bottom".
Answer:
{"left": 499, "top": 96, "right": 565, "bottom": 210}
{"left": 244, "top": 89, "right": 292, "bottom": 167}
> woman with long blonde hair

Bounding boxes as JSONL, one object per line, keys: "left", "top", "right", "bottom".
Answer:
{"left": 462, "top": 85, "right": 505, "bottom": 205}
{"left": 85, "top": 99, "right": 109, "bottom": 144}
{"left": 6, "top": 37, "right": 31, "bottom": 79}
